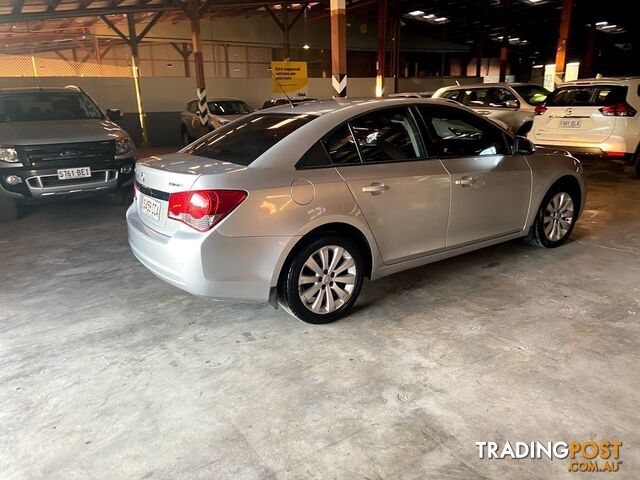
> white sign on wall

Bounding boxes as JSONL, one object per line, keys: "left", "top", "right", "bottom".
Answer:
{"left": 543, "top": 64, "right": 556, "bottom": 90}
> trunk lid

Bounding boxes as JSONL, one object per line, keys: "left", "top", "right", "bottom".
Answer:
{"left": 134, "top": 153, "right": 246, "bottom": 235}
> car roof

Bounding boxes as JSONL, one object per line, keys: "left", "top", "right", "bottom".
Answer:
{"left": 262, "top": 97, "right": 466, "bottom": 116}
{"left": 439, "top": 82, "right": 541, "bottom": 90}
{"left": 561, "top": 77, "right": 640, "bottom": 86}
{"left": 0, "top": 87, "right": 84, "bottom": 94}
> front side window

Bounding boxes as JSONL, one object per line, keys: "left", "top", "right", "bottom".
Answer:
{"left": 0, "top": 92, "right": 103, "bottom": 123}
{"left": 512, "top": 84, "right": 550, "bottom": 106}
{"left": 459, "top": 88, "right": 491, "bottom": 107}
{"left": 185, "top": 113, "right": 314, "bottom": 166}
{"left": 441, "top": 90, "right": 461, "bottom": 101}
{"left": 418, "top": 106, "right": 509, "bottom": 157}
{"left": 489, "top": 88, "right": 519, "bottom": 108}
{"left": 187, "top": 101, "right": 197, "bottom": 113}
{"left": 349, "top": 108, "right": 425, "bottom": 163}
{"left": 207, "top": 100, "right": 253, "bottom": 115}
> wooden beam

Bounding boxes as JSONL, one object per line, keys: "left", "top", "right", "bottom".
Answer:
{"left": 265, "top": 6, "right": 284, "bottom": 30}
{"left": 137, "top": 11, "right": 164, "bottom": 41}
{"left": 46, "top": 0, "right": 62, "bottom": 13}
{"left": 100, "top": 15, "right": 132, "bottom": 45}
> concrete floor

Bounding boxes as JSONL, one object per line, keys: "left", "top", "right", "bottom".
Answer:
{"left": 1, "top": 156, "right": 638, "bottom": 479}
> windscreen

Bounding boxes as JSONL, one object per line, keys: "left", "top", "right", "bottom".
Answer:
{"left": 0, "top": 92, "right": 104, "bottom": 123}
{"left": 185, "top": 113, "right": 315, "bottom": 166}
{"left": 207, "top": 100, "right": 253, "bottom": 115}
{"left": 512, "top": 85, "right": 550, "bottom": 106}
{"left": 545, "top": 85, "right": 628, "bottom": 107}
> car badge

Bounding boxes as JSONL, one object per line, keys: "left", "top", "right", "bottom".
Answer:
{"left": 60, "top": 149, "right": 81, "bottom": 157}
{"left": 565, "top": 108, "right": 573, "bottom": 116}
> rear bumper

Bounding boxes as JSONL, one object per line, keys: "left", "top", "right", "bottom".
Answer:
{"left": 126, "top": 203, "right": 294, "bottom": 303}
{"left": 533, "top": 142, "right": 634, "bottom": 164}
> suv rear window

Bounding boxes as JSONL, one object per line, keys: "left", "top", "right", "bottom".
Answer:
{"left": 185, "top": 113, "right": 314, "bottom": 166}
{"left": 546, "top": 85, "right": 628, "bottom": 107}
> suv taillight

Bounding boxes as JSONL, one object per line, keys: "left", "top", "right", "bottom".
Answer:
{"left": 599, "top": 102, "right": 637, "bottom": 117}
{"left": 168, "top": 189, "right": 247, "bottom": 232}
{"left": 534, "top": 104, "right": 547, "bottom": 115}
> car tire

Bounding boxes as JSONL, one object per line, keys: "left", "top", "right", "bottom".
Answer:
{"left": 0, "top": 197, "right": 22, "bottom": 222}
{"left": 280, "top": 235, "right": 364, "bottom": 324}
{"left": 524, "top": 186, "right": 579, "bottom": 248}
{"left": 628, "top": 149, "right": 640, "bottom": 179}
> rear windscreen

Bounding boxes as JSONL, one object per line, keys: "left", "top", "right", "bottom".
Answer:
{"left": 546, "top": 85, "right": 628, "bottom": 107}
{"left": 184, "top": 113, "right": 315, "bottom": 166}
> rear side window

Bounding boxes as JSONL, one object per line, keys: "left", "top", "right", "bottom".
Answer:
{"left": 512, "top": 84, "right": 550, "bottom": 106}
{"left": 441, "top": 90, "right": 461, "bottom": 101}
{"left": 297, "top": 142, "right": 332, "bottom": 169}
{"left": 349, "top": 107, "right": 425, "bottom": 163}
{"left": 185, "top": 113, "right": 314, "bottom": 166}
{"left": 459, "top": 88, "right": 491, "bottom": 107}
{"left": 546, "top": 85, "right": 628, "bottom": 107}
{"left": 322, "top": 124, "right": 361, "bottom": 165}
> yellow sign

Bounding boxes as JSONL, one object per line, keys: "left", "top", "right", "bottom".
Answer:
{"left": 271, "top": 61, "right": 308, "bottom": 97}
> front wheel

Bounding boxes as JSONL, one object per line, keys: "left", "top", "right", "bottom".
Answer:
{"left": 0, "top": 197, "right": 23, "bottom": 222}
{"left": 280, "top": 235, "right": 364, "bottom": 324}
{"left": 524, "top": 188, "right": 578, "bottom": 248}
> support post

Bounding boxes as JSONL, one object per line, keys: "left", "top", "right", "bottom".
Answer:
{"left": 498, "top": 0, "right": 511, "bottom": 82}
{"left": 554, "top": 0, "right": 573, "bottom": 82}
{"left": 583, "top": 23, "right": 595, "bottom": 78}
{"left": 375, "top": 0, "right": 388, "bottom": 97}
{"left": 282, "top": 4, "right": 290, "bottom": 60}
{"left": 391, "top": 16, "right": 400, "bottom": 94}
{"left": 475, "top": 36, "right": 483, "bottom": 78}
{"left": 189, "top": 0, "right": 209, "bottom": 127}
{"left": 127, "top": 13, "right": 149, "bottom": 147}
{"left": 330, "top": 0, "right": 347, "bottom": 97}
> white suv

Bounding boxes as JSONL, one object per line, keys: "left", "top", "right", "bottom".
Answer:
{"left": 528, "top": 77, "right": 640, "bottom": 177}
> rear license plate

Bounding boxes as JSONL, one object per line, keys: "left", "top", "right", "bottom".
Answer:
{"left": 57, "top": 167, "right": 91, "bottom": 180}
{"left": 558, "top": 119, "right": 582, "bottom": 128}
{"left": 141, "top": 194, "right": 161, "bottom": 222}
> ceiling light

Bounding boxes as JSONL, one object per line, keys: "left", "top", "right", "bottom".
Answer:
{"left": 595, "top": 21, "right": 608, "bottom": 26}
{"left": 409, "top": 10, "right": 424, "bottom": 16}
{"left": 303, "top": 44, "right": 310, "bottom": 50}
{"left": 423, "top": 13, "right": 435, "bottom": 19}
{"left": 434, "top": 17, "right": 448, "bottom": 23}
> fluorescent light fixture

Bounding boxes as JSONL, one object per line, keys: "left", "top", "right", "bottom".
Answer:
{"left": 434, "top": 17, "right": 448, "bottom": 22}
{"left": 533, "top": 64, "right": 544, "bottom": 68}
{"left": 409, "top": 10, "right": 424, "bottom": 16}
{"left": 595, "top": 21, "right": 608, "bottom": 26}
{"left": 601, "top": 24, "right": 617, "bottom": 29}
{"left": 303, "top": 44, "right": 310, "bottom": 50}
{"left": 423, "top": 13, "right": 435, "bottom": 19}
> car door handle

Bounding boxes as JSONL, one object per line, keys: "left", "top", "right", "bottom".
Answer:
{"left": 455, "top": 177, "right": 475, "bottom": 187}
{"left": 362, "top": 183, "right": 389, "bottom": 194}
{"left": 477, "top": 110, "right": 491, "bottom": 116}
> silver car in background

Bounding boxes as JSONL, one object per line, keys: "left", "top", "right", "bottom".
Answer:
{"left": 180, "top": 97, "right": 253, "bottom": 145}
{"left": 128, "top": 98, "right": 585, "bottom": 324}
{"left": 433, "top": 83, "right": 550, "bottom": 136}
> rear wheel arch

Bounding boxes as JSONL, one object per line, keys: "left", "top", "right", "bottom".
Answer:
{"left": 276, "top": 222, "right": 374, "bottom": 295}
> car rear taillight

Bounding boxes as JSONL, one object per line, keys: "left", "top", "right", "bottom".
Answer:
{"left": 168, "top": 189, "right": 247, "bottom": 232}
{"left": 599, "top": 103, "right": 637, "bottom": 117}
{"left": 534, "top": 104, "right": 547, "bottom": 115}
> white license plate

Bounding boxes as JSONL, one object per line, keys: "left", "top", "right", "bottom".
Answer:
{"left": 558, "top": 119, "right": 582, "bottom": 128}
{"left": 57, "top": 167, "right": 91, "bottom": 180}
{"left": 141, "top": 194, "right": 162, "bottom": 222}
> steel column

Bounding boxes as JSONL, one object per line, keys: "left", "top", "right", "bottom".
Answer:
{"left": 554, "top": 0, "right": 573, "bottom": 80}
{"left": 330, "top": 0, "right": 347, "bottom": 97}
{"left": 375, "top": 0, "right": 388, "bottom": 97}
{"left": 127, "top": 14, "right": 149, "bottom": 147}
{"left": 498, "top": 0, "right": 511, "bottom": 82}
{"left": 189, "top": 0, "right": 209, "bottom": 127}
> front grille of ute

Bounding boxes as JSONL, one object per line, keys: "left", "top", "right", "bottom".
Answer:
{"left": 20, "top": 140, "right": 116, "bottom": 167}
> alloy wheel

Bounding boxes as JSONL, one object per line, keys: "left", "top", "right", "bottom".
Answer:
{"left": 298, "top": 245, "right": 357, "bottom": 315}
{"left": 543, "top": 192, "right": 574, "bottom": 242}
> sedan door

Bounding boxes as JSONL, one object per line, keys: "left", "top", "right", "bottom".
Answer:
{"left": 325, "top": 107, "right": 450, "bottom": 264}
{"left": 416, "top": 105, "right": 532, "bottom": 247}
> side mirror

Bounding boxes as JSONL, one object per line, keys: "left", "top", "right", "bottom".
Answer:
{"left": 505, "top": 99, "right": 519, "bottom": 109}
{"left": 106, "top": 108, "right": 122, "bottom": 121}
{"left": 515, "top": 135, "right": 536, "bottom": 155}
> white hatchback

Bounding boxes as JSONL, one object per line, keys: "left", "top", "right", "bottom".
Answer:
{"left": 528, "top": 77, "right": 640, "bottom": 177}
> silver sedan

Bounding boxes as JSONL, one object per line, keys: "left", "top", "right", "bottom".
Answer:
{"left": 127, "top": 98, "right": 585, "bottom": 324}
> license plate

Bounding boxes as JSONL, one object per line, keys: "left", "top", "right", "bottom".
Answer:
{"left": 558, "top": 119, "right": 582, "bottom": 128}
{"left": 141, "top": 194, "right": 162, "bottom": 222}
{"left": 57, "top": 167, "right": 91, "bottom": 180}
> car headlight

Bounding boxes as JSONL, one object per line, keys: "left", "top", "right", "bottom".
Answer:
{"left": 0, "top": 146, "right": 19, "bottom": 163}
{"left": 115, "top": 135, "right": 134, "bottom": 156}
